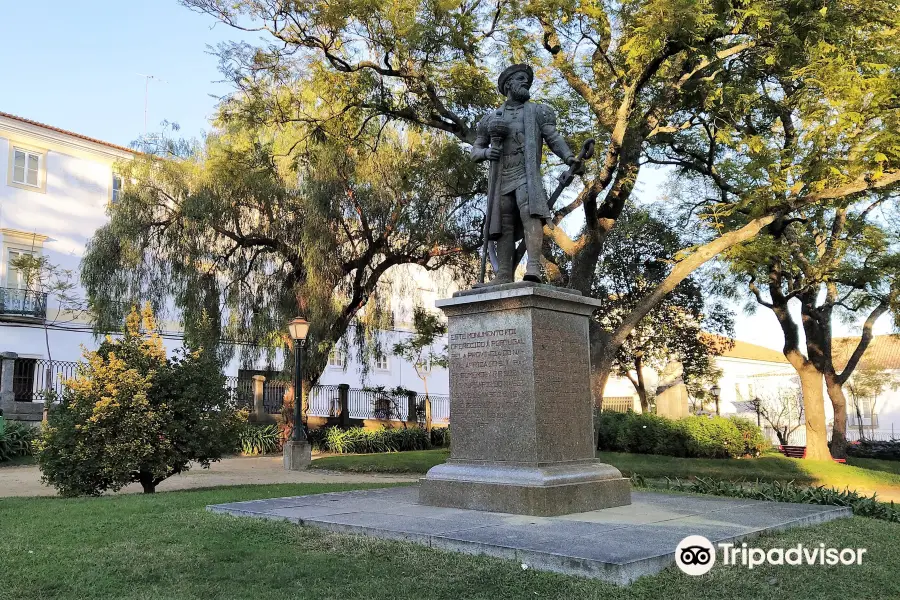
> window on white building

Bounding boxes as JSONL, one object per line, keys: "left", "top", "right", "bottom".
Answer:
{"left": 6, "top": 249, "right": 35, "bottom": 289}
{"left": 375, "top": 354, "right": 389, "bottom": 371}
{"left": 12, "top": 148, "right": 41, "bottom": 187}
{"left": 111, "top": 174, "right": 123, "bottom": 203}
{"left": 850, "top": 398, "right": 876, "bottom": 425}
{"left": 328, "top": 349, "right": 347, "bottom": 369}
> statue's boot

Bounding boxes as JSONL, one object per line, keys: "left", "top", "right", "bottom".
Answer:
{"left": 493, "top": 233, "right": 515, "bottom": 284}
{"left": 522, "top": 216, "right": 543, "bottom": 283}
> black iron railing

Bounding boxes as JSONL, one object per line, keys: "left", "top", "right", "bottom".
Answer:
{"left": 0, "top": 288, "right": 47, "bottom": 319}
{"left": 8, "top": 358, "right": 80, "bottom": 402}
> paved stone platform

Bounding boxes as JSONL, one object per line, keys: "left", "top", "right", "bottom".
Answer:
{"left": 207, "top": 486, "right": 850, "bottom": 584}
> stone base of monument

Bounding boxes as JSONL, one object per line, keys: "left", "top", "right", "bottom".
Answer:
{"left": 418, "top": 282, "right": 630, "bottom": 516}
{"left": 418, "top": 460, "right": 631, "bottom": 516}
{"left": 207, "top": 487, "right": 851, "bottom": 584}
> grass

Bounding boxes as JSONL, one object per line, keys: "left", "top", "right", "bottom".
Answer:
{"left": 1, "top": 483, "right": 898, "bottom": 600}
{"left": 311, "top": 449, "right": 900, "bottom": 500}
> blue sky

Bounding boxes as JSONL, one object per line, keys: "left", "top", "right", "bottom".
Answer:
{"left": 0, "top": 0, "right": 251, "bottom": 147}
{"left": 1, "top": 1, "right": 890, "bottom": 350}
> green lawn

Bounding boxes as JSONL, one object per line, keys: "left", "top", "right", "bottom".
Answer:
{"left": 1, "top": 483, "right": 898, "bottom": 600}
{"left": 312, "top": 449, "right": 900, "bottom": 500}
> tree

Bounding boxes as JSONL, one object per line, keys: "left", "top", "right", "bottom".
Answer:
{"left": 846, "top": 366, "right": 899, "bottom": 440}
{"left": 82, "top": 112, "right": 480, "bottom": 388}
{"left": 36, "top": 305, "right": 240, "bottom": 496}
{"left": 744, "top": 386, "right": 805, "bottom": 447}
{"left": 10, "top": 253, "right": 88, "bottom": 367}
{"left": 392, "top": 306, "right": 449, "bottom": 430}
{"left": 182, "top": 0, "right": 900, "bottom": 407}
{"left": 593, "top": 207, "right": 734, "bottom": 412}
{"left": 726, "top": 204, "right": 900, "bottom": 458}
{"left": 656, "top": 1, "right": 900, "bottom": 459}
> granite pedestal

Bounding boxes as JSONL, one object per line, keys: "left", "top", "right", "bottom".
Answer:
{"left": 419, "top": 282, "right": 630, "bottom": 516}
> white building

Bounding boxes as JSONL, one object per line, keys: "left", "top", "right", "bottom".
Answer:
{"left": 604, "top": 335, "right": 900, "bottom": 443}
{"left": 0, "top": 111, "right": 132, "bottom": 368}
{"left": 0, "top": 112, "right": 450, "bottom": 409}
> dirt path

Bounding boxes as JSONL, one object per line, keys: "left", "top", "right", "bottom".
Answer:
{"left": 0, "top": 455, "right": 416, "bottom": 498}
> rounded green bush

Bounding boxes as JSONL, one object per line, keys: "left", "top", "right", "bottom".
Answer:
{"left": 728, "top": 415, "right": 770, "bottom": 457}
{"left": 596, "top": 411, "right": 765, "bottom": 459}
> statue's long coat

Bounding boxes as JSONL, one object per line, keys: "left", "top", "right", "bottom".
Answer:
{"left": 471, "top": 102, "right": 574, "bottom": 240}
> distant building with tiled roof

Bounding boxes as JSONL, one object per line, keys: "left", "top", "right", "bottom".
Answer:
{"left": 833, "top": 334, "right": 900, "bottom": 371}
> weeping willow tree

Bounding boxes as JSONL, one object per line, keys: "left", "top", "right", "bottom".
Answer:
{"left": 81, "top": 102, "right": 481, "bottom": 385}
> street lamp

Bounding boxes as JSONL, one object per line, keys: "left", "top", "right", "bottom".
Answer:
{"left": 711, "top": 383, "right": 721, "bottom": 416}
{"left": 288, "top": 317, "right": 310, "bottom": 442}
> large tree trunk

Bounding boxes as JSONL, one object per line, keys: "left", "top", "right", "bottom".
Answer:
{"left": 825, "top": 372, "right": 849, "bottom": 458}
{"left": 795, "top": 362, "right": 832, "bottom": 461}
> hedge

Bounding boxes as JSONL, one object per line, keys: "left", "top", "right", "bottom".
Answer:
{"left": 308, "top": 426, "right": 450, "bottom": 454}
{"left": 847, "top": 440, "right": 900, "bottom": 461}
{"left": 597, "top": 411, "right": 769, "bottom": 459}
{"left": 641, "top": 475, "right": 900, "bottom": 523}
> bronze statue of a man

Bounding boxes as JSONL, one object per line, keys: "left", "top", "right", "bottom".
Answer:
{"left": 472, "top": 64, "right": 577, "bottom": 284}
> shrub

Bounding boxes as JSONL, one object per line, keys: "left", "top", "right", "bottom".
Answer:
{"left": 430, "top": 426, "right": 450, "bottom": 448}
{"left": 0, "top": 417, "right": 36, "bottom": 462}
{"left": 37, "top": 305, "right": 242, "bottom": 496}
{"left": 596, "top": 411, "right": 764, "bottom": 459}
{"left": 677, "top": 416, "right": 744, "bottom": 459}
{"left": 649, "top": 476, "right": 900, "bottom": 523}
{"left": 313, "top": 426, "right": 431, "bottom": 453}
{"left": 847, "top": 440, "right": 900, "bottom": 461}
{"left": 238, "top": 423, "right": 282, "bottom": 455}
{"left": 728, "top": 416, "right": 770, "bottom": 457}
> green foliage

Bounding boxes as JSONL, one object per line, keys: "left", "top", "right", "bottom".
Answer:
{"left": 238, "top": 423, "right": 282, "bottom": 456}
{"left": 652, "top": 476, "right": 900, "bottom": 523}
{"left": 596, "top": 411, "right": 764, "bottom": 459}
{"left": 313, "top": 426, "right": 431, "bottom": 454}
{"left": 429, "top": 426, "right": 450, "bottom": 448}
{"left": 0, "top": 417, "right": 36, "bottom": 462}
{"left": 82, "top": 106, "right": 480, "bottom": 386}
{"left": 36, "top": 305, "right": 242, "bottom": 496}
{"left": 594, "top": 207, "right": 735, "bottom": 410}
{"left": 729, "top": 416, "right": 771, "bottom": 458}
{"left": 392, "top": 306, "right": 449, "bottom": 380}
{"left": 848, "top": 441, "right": 900, "bottom": 462}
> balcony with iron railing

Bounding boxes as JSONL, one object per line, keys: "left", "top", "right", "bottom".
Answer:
{"left": 0, "top": 287, "right": 47, "bottom": 321}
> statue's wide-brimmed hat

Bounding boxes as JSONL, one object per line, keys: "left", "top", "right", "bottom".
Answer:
{"left": 498, "top": 64, "right": 534, "bottom": 94}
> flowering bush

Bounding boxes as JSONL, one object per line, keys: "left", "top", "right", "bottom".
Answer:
{"left": 36, "top": 305, "right": 241, "bottom": 496}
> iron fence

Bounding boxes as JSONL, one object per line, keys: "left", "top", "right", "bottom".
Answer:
{"left": 263, "top": 380, "right": 289, "bottom": 413}
{"left": 4, "top": 359, "right": 451, "bottom": 425}
{"left": 0, "top": 287, "right": 48, "bottom": 319}
{"left": 601, "top": 397, "right": 636, "bottom": 413}
{"left": 6, "top": 358, "right": 80, "bottom": 402}
{"left": 308, "top": 385, "right": 342, "bottom": 417}
{"left": 428, "top": 395, "right": 450, "bottom": 424}
{"left": 224, "top": 376, "right": 253, "bottom": 410}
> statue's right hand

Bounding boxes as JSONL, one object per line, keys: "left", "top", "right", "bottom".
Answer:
{"left": 486, "top": 148, "right": 502, "bottom": 161}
